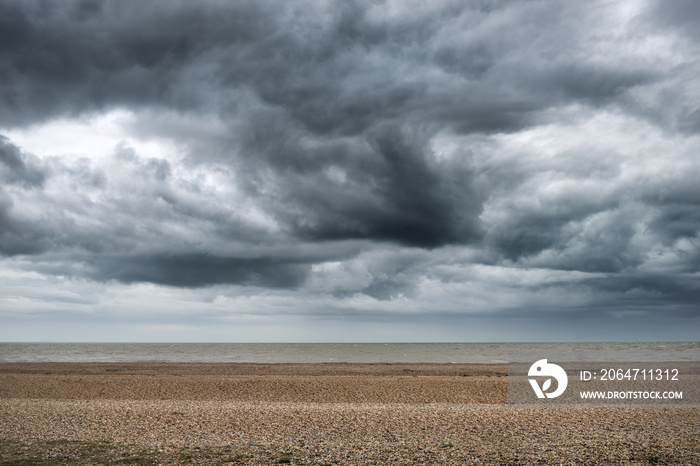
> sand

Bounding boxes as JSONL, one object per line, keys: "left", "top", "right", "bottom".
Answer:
{"left": 1, "top": 363, "right": 698, "bottom": 464}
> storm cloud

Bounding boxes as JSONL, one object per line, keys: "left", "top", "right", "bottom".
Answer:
{"left": 0, "top": 0, "right": 698, "bottom": 341}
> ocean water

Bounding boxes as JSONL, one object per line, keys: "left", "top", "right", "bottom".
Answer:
{"left": 0, "top": 342, "right": 698, "bottom": 363}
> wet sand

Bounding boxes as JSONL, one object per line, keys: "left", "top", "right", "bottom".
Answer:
{"left": 1, "top": 363, "right": 698, "bottom": 464}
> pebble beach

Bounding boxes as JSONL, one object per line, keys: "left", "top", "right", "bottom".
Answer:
{"left": 1, "top": 363, "right": 698, "bottom": 464}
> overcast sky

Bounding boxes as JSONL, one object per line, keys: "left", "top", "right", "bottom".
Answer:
{"left": 1, "top": 0, "right": 699, "bottom": 342}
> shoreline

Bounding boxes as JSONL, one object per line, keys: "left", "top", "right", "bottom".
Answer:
{"left": 0, "top": 361, "right": 508, "bottom": 375}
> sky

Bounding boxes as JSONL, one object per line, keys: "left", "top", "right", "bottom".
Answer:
{"left": 1, "top": 0, "right": 699, "bottom": 342}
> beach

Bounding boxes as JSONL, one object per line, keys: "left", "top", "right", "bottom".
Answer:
{"left": 1, "top": 363, "right": 698, "bottom": 464}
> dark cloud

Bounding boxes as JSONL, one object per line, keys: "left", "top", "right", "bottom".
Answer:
{"left": 88, "top": 253, "right": 310, "bottom": 288}
{"left": 243, "top": 123, "right": 483, "bottom": 248}
{"left": 489, "top": 204, "right": 648, "bottom": 273}
{"left": 0, "top": 136, "right": 48, "bottom": 254}
{"left": 0, "top": 1, "right": 273, "bottom": 125}
{"left": 0, "top": 0, "right": 698, "bottom": 340}
{"left": 642, "top": 178, "right": 700, "bottom": 248}
{"left": 649, "top": 203, "right": 700, "bottom": 249}
{"left": 0, "top": 136, "right": 45, "bottom": 188}
{"left": 649, "top": 0, "right": 700, "bottom": 42}
{"left": 0, "top": 0, "right": 664, "bottom": 252}
{"left": 0, "top": 204, "right": 47, "bottom": 256}
{"left": 0, "top": 0, "right": 660, "bottom": 130}
{"left": 577, "top": 273, "right": 700, "bottom": 314}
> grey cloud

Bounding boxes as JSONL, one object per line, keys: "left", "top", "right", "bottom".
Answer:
{"left": 246, "top": 123, "right": 483, "bottom": 248}
{"left": 0, "top": 136, "right": 46, "bottom": 187}
{"left": 359, "top": 276, "right": 406, "bottom": 301}
{"left": 87, "top": 253, "right": 311, "bottom": 288}
{"left": 484, "top": 170, "right": 621, "bottom": 265}
{"left": 0, "top": 1, "right": 274, "bottom": 125}
{"left": 0, "top": 0, "right": 668, "bottom": 256}
{"left": 642, "top": 178, "right": 700, "bottom": 248}
{"left": 479, "top": 133, "right": 700, "bottom": 275}
{"left": 0, "top": 138, "right": 370, "bottom": 288}
{"left": 1, "top": 0, "right": 661, "bottom": 132}
{"left": 341, "top": 249, "right": 428, "bottom": 301}
{"left": 490, "top": 205, "right": 645, "bottom": 273}
{"left": 1, "top": 0, "right": 498, "bottom": 251}
{"left": 680, "top": 107, "right": 700, "bottom": 134}
{"left": 0, "top": 136, "right": 49, "bottom": 255}
{"left": 486, "top": 187, "right": 685, "bottom": 275}
{"left": 0, "top": 200, "right": 47, "bottom": 256}
{"left": 526, "top": 64, "right": 655, "bottom": 104}
{"left": 649, "top": 203, "right": 700, "bottom": 251}
{"left": 0, "top": 0, "right": 698, "bottom": 340}
{"left": 576, "top": 273, "right": 700, "bottom": 314}
{"left": 649, "top": 0, "right": 700, "bottom": 42}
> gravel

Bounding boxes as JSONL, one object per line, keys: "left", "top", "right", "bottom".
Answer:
{"left": 1, "top": 363, "right": 698, "bottom": 464}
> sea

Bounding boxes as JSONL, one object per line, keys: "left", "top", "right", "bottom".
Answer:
{"left": 1, "top": 342, "right": 698, "bottom": 363}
